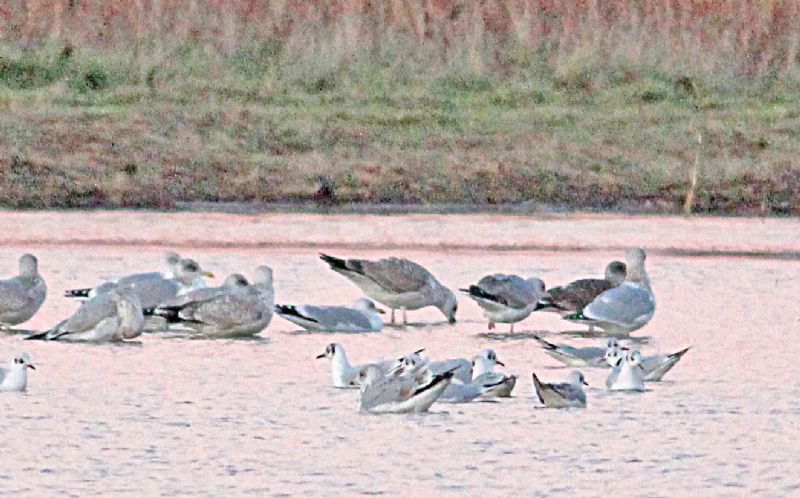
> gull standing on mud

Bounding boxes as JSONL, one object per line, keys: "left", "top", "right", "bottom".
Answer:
{"left": 29, "top": 288, "right": 144, "bottom": 342}
{"left": 535, "top": 261, "right": 627, "bottom": 332}
{"left": 0, "top": 254, "right": 46, "bottom": 330}
{"left": 319, "top": 254, "right": 457, "bottom": 325}
{"left": 355, "top": 364, "right": 456, "bottom": 414}
{"left": 566, "top": 248, "right": 655, "bottom": 335}
{"left": 461, "top": 274, "right": 546, "bottom": 332}
{"left": 531, "top": 371, "right": 588, "bottom": 408}
{"left": 150, "top": 266, "right": 274, "bottom": 338}
{"left": 0, "top": 353, "right": 36, "bottom": 392}
{"left": 275, "top": 298, "right": 385, "bottom": 332}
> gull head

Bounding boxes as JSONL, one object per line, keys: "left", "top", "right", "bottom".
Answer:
{"left": 437, "top": 289, "right": 458, "bottom": 324}
{"left": 625, "top": 248, "right": 648, "bottom": 281}
{"left": 601, "top": 344, "right": 623, "bottom": 367}
{"left": 605, "top": 261, "right": 627, "bottom": 285}
{"left": 605, "top": 337, "right": 620, "bottom": 349}
{"left": 391, "top": 350, "right": 426, "bottom": 376}
{"left": 352, "top": 298, "right": 384, "bottom": 314}
{"left": 253, "top": 266, "right": 273, "bottom": 287}
{"left": 316, "top": 342, "right": 341, "bottom": 360}
{"left": 177, "top": 258, "right": 214, "bottom": 284}
{"left": 18, "top": 253, "right": 39, "bottom": 277}
{"left": 626, "top": 349, "right": 643, "bottom": 369}
{"left": 525, "top": 277, "right": 546, "bottom": 294}
{"left": 356, "top": 364, "right": 385, "bottom": 387}
{"left": 568, "top": 370, "right": 588, "bottom": 387}
{"left": 12, "top": 352, "right": 35, "bottom": 371}
{"left": 223, "top": 273, "right": 250, "bottom": 288}
{"left": 164, "top": 251, "right": 181, "bottom": 269}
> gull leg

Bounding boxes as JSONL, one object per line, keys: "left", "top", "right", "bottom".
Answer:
{"left": 390, "top": 309, "right": 396, "bottom": 325}
{"left": 510, "top": 323, "right": 514, "bottom": 333}
{"left": 488, "top": 321, "right": 495, "bottom": 330}
{"left": 402, "top": 308, "right": 408, "bottom": 326}
{"left": 588, "top": 324, "right": 595, "bottom": 333}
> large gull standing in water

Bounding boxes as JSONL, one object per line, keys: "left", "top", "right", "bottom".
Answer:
{"left": 319, "top": 254, "right": 457, "bottom": 325}
{"left": 461, "top": 274, "right": 546, "bottom": 332}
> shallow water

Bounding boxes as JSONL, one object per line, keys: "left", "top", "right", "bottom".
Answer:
{"left": 1, "top": 213, "right": 799, "bottom": 496}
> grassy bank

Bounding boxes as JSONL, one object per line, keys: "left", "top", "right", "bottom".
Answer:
{"left": 1, "top": 1, "right": 799, "bottom": 214}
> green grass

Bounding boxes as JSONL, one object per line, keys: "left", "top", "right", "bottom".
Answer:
{"left": 0, "top": 40, "right": 798, "bottom": 214}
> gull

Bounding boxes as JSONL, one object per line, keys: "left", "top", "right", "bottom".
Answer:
{"left": 156, "top": 273, "right": 250, "bottom": 308}
{"left": 607, "top": 350, "right": 646, "bottom": 391}
{"left": 0, "top": 254, "right": 47, "bottom": 329}
{"left": 566, "top": 248, "right": 655, "bottom": 335}
{"left": 534, "top": 261, "right": 626, "bottom": 317}
{"left": 315, "top": 343, "right": 423, "bottom": 388}
{"left": 531, "top": 370, "right": 587, "bottom": 408}
{"left": 393, "top": 351, "right": 472, "bottom": 384}
{"left": 28, "top": 288, "right": 144, "bottom": 342}
{"left": 460, "top": 274, "right": 546, "bottom": 332}
{"left": 0, "top": 353, "right": 36, "bottom": 392}
{"left": 355, "top": 364, "right": 456, "bottom": 414}
{"left": 275, "top": 298, "right": 385, "bottom": 332}
{"left": 471, "top": 349, "right": 516, "bottom": 398}
{"left": 149, "top": 266, "right": 274, "bottom": 338}
{"left": 599, "top": 342, "right": 690, "bottom": 382}
{"left": 319, "top": 254, "right": 457, "bottom": 325}
{"left": 533, "top": 335, "right": 620, "bottom": 367}
{"left": 64, "top": 252, "right": 206, "bottom": 300}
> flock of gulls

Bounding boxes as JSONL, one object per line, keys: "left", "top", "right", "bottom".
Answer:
{"left": 0, "top": 247, "right": 689, "bottom": 414}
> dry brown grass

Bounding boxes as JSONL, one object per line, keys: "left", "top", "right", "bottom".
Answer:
{"left": 0, "top": 1, "right": 799, "bottom": 214}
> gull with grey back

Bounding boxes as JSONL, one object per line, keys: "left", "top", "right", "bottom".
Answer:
{"left": 566, "top": 248, "right": 655, "bottom": 335}
{"left": 275, "top": 298, "right": 385, "bottom": 332}
{"left": 0, "top": 254, "right": 47, "bottom": 329}
{"left": 319, "top": 254, "right": 457, "bottom": 325}
{"left": 461, "top": 274, "right": 546, "bottom": 332}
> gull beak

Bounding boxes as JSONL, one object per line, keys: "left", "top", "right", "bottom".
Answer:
{"left": 375, "top": 307, "right": 386, "bottom": 315}
{"left": 27, "top": 364, "right": 36, "bottom": 370}
{"left": 582, "top": 380, "right": 589, "bottom": 386}
{"left": 315, "top": 353, "right": 325, "bottom": 359}
{"left": 414, "top": 348, "right": 425, "bottom": 355}
{"left": 495, "top": 360, "right": 505, "bottom": 367}
{"left": 202, "top": 271, "right": 215, "bottom": 278}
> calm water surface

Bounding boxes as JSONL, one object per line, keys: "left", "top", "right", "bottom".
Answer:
{"left": 0, "top": 213, "right": 798, "bottom": 496}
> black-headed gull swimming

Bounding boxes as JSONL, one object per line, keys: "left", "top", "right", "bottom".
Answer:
{"left": 566, "top": 248, "right": 655, "bottom": 335}
{"left": 531, "top": 370, "right": 587, "bottom": 408}
{"left": 0, "top": 254, "right": 46, "bottom": 330}
{"left": 315, "top": 343, "right": 422, "bottom": 388}
{"left": 461, "top": 274, "right": 545, "bottom": 332}
{"left": 319, "top": 254, "right": 457, "bottom": 325}
{"left": 534, "top": 335, "right": 620, "bottom": 367}
{"left": 599, "top": 342, "right": 690, "bottom": 381}
{"left": 0, "top": 353, "right": 35, "bottom": 392}
{"left": 607, "top": 350, "right": 646, "bottom": 391}
{"left": 471, "top": 349, "right": 516, "bottom": 398}
{"left": 275, "top": 298, "right": 385, "bottom": 332}
{"left": 356, "top": 364, "right": 456, "bottom": 414}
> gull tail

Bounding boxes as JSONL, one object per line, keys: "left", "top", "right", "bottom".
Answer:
{"left": 319, "top": 253, "right": 348, "bottom": 271}
{"left": 533, "top": 298, "right": 556, "bottom": 312}
{"left": 274, "top": 305, "right": 319, "bottom": 323}
{"left": 531, "top": 372, "right": 546, "bottom": 404}
{"left": 64, "top": 288, "right": 91, "bottom": 299}
{"left": 24, "top": 331, "right": 49, "bottom": 341}
{"left": 669, "top": 346, "right": 692, "bottom": 361}
{"left": 149, "top": 305, "right": 203, "bottom": 324}
{"left": 460, "top": 285, "right": 507, "bottom": 306}
{"left": 532, "top": 334, "right": 558, "bottom": 351}
{"left": 413, "top": 366, "right": 457, "bottom": 397}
